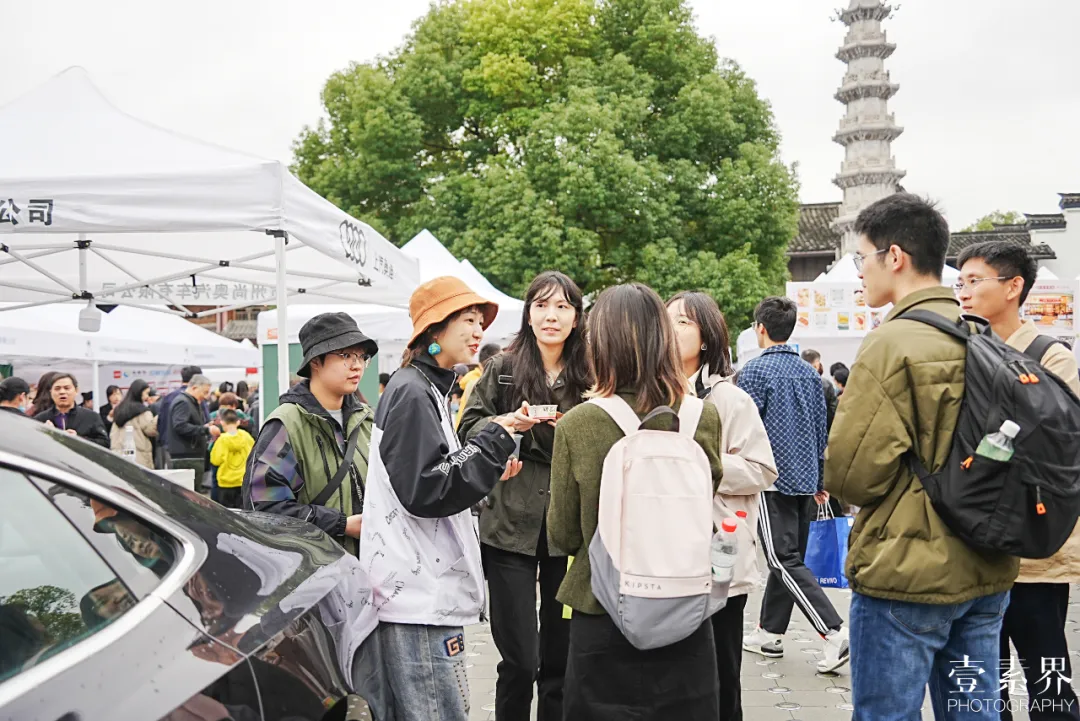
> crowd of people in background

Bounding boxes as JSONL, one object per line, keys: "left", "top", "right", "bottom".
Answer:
{"left": 1, "top": 366, "right": 260, "bottom": 509}
{"left": 3, "top": 191, "right": 1079, "bottom": 721}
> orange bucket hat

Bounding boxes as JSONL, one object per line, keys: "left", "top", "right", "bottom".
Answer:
{"left": 408, "top": 276, "right": 498, "bottom": 347}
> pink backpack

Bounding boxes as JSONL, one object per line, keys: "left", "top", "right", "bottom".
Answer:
{"left": 587, "top": 395, "right": 728, "bottom": 650}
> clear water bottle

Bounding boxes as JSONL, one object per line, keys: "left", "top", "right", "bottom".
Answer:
{"left": 121, "top": 424, "right": 137, "bottom": 462}
{"left": 711, "top": 519, "right": 739, "bottom": 586}
{"left": 975, "top": 420, "right": 1020, "bottom": 462}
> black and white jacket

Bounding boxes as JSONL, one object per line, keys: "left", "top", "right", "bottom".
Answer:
{"left": 360, "top": 353, "right": 515, "bottom": 626}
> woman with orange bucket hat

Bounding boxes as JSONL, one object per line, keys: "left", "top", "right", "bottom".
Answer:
{"left": 359, "top": 276, "right": 538, "bottom": 720}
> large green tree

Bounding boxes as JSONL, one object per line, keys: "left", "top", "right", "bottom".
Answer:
{"left": 960, "top": 210, "right": 1025, "bottom": 233}
{"left": 293, "top": 0, "right": 799, "bottom": 329}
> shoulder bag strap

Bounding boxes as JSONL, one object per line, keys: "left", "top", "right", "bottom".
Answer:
{"left": 312, "top": 421, "right": 365, "bottom": 507}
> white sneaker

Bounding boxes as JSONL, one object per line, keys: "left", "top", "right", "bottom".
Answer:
{"left": 743, "top": 627, "right": 784, "bottom": 658}
{"left": 817, "top": 626, "right": 850, "bottom": 674}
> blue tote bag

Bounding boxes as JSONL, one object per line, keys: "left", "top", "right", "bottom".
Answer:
{"left": 804, "top": 504, "right": 853, "bottom": 589}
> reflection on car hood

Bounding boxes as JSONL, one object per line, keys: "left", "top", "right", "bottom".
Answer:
{"left": 0, "top": 419, "right": 378, "bottom": 680}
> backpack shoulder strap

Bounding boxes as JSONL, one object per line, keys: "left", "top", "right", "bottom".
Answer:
{"left": 897, "top": 309, "right": 971, "bottom": 342}
{"left": 587, "top": 396, "right": 641, "bottom": 437}
{"left": 1024, "top": 334, "right": 1063, "bottom": 364}
{"left": 676, "top": 395, "right": 704, "bottom": 439}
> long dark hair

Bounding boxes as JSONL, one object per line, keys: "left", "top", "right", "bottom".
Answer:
{"left": 29, "top": 371, "right": 61, "bottom": 415}
{"left": 113, "top": 379, "right": 150, "bottom": 429}
{"left": 503, "top": 271, "right": 591, "bottom": 408}
{"left": 667, "top": 291, "right": 734, "bottom": 378}
{"left": 588, "top": 283, "right": 685, "bottom": 414}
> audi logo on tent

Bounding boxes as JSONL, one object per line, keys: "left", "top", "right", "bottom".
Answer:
{"left": 338, "top": 220, "right": 368, "bottom": 266}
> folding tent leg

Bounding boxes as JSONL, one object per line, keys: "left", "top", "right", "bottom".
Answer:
{"left": 92, "top": 360, "right": 100, "bottom": 426}
{"left": 275, "top": 234, "right": 290, "bottom": 399}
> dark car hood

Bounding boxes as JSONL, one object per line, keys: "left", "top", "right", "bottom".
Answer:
{"left": 0, "top": 416, "right": 377, "bottom": 678}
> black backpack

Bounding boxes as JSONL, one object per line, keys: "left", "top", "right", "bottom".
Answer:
{"left": 899, "top": 310, "right": 1080, "bottom": 559}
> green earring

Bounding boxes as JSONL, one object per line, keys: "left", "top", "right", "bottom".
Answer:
{"left": 428, "top": 342, "right": 442, "bottom": 356}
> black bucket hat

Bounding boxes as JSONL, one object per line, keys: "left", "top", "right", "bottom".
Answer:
{"left": 297, "top": 312, "right": 379, "bottom": 379}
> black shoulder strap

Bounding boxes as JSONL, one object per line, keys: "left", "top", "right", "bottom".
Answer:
{"left": 312, "top": 421, "right": 365, "bottom": 507}
{"left": 1024, "top": 334, "right": 1063, "bottom": 364}
{"left": 897, "top": 309, "right": 972, "bottom": 343}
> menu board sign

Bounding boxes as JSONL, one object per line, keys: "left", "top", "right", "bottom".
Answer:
{"left": 1023, "top": 280, "right": 1077, "bottom": 345}
{"left": 787, "top": 282, "right": 888, "bottom": 337}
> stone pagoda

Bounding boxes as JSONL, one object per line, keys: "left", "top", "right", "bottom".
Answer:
{"left": 831, "top": 0, "right": 906, "bottom": 254}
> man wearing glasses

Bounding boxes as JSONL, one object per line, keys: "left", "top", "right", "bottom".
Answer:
{"left": 243, "top": 312, "right": 377, "bottom": 557}
{"left": 957, "top": 241, "right": 1080, "bottom": 719}
{"left": 826, "top": 194, "right": 1021, "bottom": 720}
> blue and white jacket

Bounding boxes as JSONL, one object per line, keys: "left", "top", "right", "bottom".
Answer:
{"left": 737, "top": 345, "right": 828, "bottom": 496}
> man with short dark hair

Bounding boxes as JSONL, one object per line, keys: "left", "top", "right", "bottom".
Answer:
{"left": 829, "top": 363, "right": 849, "bottom": 395}
{"left": 801, "top": 348, "right": 839, "bottom": 430}
{"left": 958, "top": 240, "right": 1080, "bottom": 718}
{"left": 826, "top": 194, "right": 1020, "bottom": 719}
{"left": 33, "top": 374, "right": 109, "bottom": 447}
{"left": 738, "top": 297, "right": 847, "bottom": 673}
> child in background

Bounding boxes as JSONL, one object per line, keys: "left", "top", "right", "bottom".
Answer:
{"left": 210, "top": 409, "right": 254, "bottom": 509}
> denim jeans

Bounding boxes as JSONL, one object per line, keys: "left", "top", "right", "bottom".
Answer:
{"left": 850, "top": 590, "right": 1010, "bottom": 721}
{"left": 374, "top": 622, "right": 471, "bottom": 721}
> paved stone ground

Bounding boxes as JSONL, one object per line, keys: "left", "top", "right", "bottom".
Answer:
{"left": 464, "top": 581, "right": 1080, "bottom": 721}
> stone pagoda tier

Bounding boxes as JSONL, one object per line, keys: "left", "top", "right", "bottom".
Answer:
{"left": 831, "top": 0, "right": 906, "bottom": 254}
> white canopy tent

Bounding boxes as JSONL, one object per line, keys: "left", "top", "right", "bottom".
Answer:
{"left": 0, "top": 303, "right": 259, "bottom": 400}
{"left": 823, "top": 253, "right": 960, "bottom": 284}
{"left": 258, "top": 230, "right": 525, "bottom": 374}
{"left": 0, "top": 68, "right": 419, "bottom": 396}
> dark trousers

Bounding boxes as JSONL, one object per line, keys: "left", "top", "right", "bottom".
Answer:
{"left": 711, "top": 594, "right": 748, "bottom": 721}
{"left": 485, "top": 536, "right": 569, "bottom": 721}
{"left": 757, "top": 492, "right": 843, "bottom": 636}
{"left": 563, "top": 612, "right": 718, "bottom": 721}
{"left": 218, "top": 486, "right": 242, "bottom": 509}
{"left": 1001, "top": 582, "right": 1080, "bottom": 720}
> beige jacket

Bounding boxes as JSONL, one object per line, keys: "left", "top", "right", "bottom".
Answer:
{"left": 1006, "top": 321, "right": 1080, "bottom": 584}
{"left": 110, "top": 410, "right": 158, "bottom": 469}
{"left": 690, "top": 369, "right": 779, "bottom": 597}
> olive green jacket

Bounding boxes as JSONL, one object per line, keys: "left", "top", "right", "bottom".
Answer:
{"left": 825, "top": 286, "right": 1019, "bottom": 604}
{"left": 458, "top": 353, "right": 583, "bottom": 556}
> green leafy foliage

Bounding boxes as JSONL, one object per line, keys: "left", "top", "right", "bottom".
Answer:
{"left": 292, "top": 0, "right": 799, "bottom": 330}
{"left": 960, "top": 210, "right": 1025, "bottom": 233}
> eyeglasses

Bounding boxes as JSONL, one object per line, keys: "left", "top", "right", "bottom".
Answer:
{"left": 330, "top": 351, "right": 372, "bottom": 367}
{"left": 953, "top": 277, "right": 1012, "bottom": 293}
{"left": 853, "top": 248, "right": 889, "bottom": 271}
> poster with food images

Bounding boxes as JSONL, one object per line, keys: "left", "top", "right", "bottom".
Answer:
{"left": 1022, "top": 280, "right": 1078, "bottom": 344}
{"left": 787, "top": 282, "right": 890, "bottom": 337}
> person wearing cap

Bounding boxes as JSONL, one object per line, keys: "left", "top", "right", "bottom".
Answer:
{"left": 361, "top": 276, "right": 536, "bottom": 721}
{"left": 243, "top": 312, "right": 378, "bottom": 557}
{"left": 0, "top": 377, "right": 31, "bottom": 415}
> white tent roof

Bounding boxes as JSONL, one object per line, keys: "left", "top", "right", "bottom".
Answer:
{"left": 0, "top": 68, "right": 419, "bottom": 313}
{"left": 258, "top": 231, "right": 525, "bottom": 371}
{"left": 0, "top": 303, "right": 258, "bottom": 367}
{"left": 1038, "top": 266, "right": 1060, "bottom": 280}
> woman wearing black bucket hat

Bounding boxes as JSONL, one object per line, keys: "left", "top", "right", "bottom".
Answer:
{"left": 243, "top": 312, "right": 378, "bottom": 557}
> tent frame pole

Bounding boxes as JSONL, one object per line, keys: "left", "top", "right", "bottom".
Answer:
{"left": 92, "top": 359, "right": 100, "bottom": 424}
{"left": 272, "top": 231, "right": 290, "bottom": 400}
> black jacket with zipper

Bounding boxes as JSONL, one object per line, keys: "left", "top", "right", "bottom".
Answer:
{"left": 167, "top": 391, "right": 211, "bottom": 459}
{"left": 34, "top": 406, "right": 110, "bottom": 448}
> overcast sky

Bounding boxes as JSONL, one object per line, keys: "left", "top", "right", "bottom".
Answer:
{"left": 4, "top": 0, "right": 1077, "bottom": 230}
